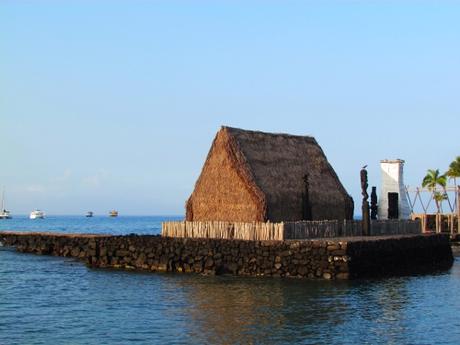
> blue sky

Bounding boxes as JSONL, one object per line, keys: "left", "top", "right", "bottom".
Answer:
{"left": 1, "top": 1, "right": 459, "bottom": 215}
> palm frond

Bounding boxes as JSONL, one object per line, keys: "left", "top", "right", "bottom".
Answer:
{"left": 446, "top": 156, "right": 460, "bottom": 178}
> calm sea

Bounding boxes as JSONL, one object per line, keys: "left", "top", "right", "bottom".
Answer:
{"left": 0, "top": 215, "right": 183, "bottom": 235}
{"left": 1, "top": 216, "right": 460, "bottom": 345}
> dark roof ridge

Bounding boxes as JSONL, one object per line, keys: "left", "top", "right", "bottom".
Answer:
{"left": 221, "top": 125, "right": 316, "bottom": 141}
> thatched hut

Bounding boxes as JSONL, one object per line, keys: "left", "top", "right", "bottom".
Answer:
{"left": 186, "top": 126, "right": 353, "bottom": 222}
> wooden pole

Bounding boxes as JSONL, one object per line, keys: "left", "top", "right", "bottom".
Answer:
{"left": 302, "top": 173, "right": 312, "bottom": 220}
{"left": 457, "top": 186, "right": 460, "bottom": 234}
{"left": 360, "top": 167, "right": 371, "bottom": 236}
{"left": 436, "top": 213, "right": 441, "bottom": 234}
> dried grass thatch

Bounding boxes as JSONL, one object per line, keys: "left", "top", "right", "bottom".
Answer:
{"left": 186, "top": 126, "right": 354, "bottom": 222}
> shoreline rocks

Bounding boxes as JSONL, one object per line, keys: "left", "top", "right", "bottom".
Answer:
{"left": 0, "top": 232, "right": 453, "bottom": 279}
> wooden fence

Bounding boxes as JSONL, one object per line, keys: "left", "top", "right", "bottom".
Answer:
{"left": 369, "top": 219, "right": 421, "bottom": 236}
{"left": 283, "top": 220, "right": 342, "bottom": 239}
{"left": 161, "top": 221, "right": 285, "bottom": 241}
{"left": 411, "top": 213, "right": 459, "bottom": 234}
{"left": 162, "top": 219, "right": 421, "bottom": 241}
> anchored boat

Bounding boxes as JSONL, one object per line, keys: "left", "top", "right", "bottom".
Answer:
{"left": 86, "top": 211, "right": 94, "bottom": 217}
{"left": 0, "top": 210, "right": 11, "bottom": 219}
{"left": 0, "top": 189, "right": 12, "bottom": 219}
{"left": 109, "top": 210, "right": 118, "bottom": 217}
{"left": 30, "top": 210, "right": 45, "bottom": 219}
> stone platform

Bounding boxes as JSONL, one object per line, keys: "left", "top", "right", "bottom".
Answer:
{"left": 0, "top": 231, "right": 454, "bottom": 279}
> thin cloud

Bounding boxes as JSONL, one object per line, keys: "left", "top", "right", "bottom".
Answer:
{"left": 55, "top": 168, "right": 72, "bottom": 183}
{"left": 81, "top": 170, "right": 109, "bottom": 188}
{"left": 26, "top": 184, "right": 46, "bottom": 193}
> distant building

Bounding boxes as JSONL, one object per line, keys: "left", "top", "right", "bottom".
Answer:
{"left": 186, "top": 126, "right": 354, "bottom": 222}
{"left": 378, "top": 159, "right": 410, "bottom": 219}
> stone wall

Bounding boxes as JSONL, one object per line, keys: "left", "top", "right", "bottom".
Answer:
{"left": 347, "top": 235, "right": 453, "bottom": 277}
{"left": 0, "top": 232, "right": 453, "bottom": 280}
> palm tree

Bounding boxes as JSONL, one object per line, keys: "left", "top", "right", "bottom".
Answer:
{"left": 446, "top": 157, "right": 460, "bottom": 206}
{"left": 433, "top": 192, "right": 448, "bottom": 213}
{"left": 446, "top": 156, "right": 460, "bottom": 185}
{"left": 422, "top": 169, "right": 447, "bottom": 213}
{"left": 447, "top": 157, "right": 460, "bottom": 233}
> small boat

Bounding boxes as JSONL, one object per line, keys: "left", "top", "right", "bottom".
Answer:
{"left": 0, "top": 210, "right": 11, "bottom": 219}
{"left": 30, "top": 210, "right": 45, "bottom": 219}
{"left": 86, "top": 211, "right": 94, "bottom": 217}
{"left": 109, "top": 210, "right": 118, "bottom": 217}
{"left": 0, "top": 189, "right": 12, "bottom": 219}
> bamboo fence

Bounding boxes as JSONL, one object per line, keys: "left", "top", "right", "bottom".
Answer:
{"left": 162, "top": 219, "right": 421, "bottom": 240}
{"left": 283, "top": 220, "right": 340, "bottom": 239}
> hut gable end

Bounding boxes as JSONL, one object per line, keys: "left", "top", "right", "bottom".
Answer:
{"left": 186, "top": 128, "right": 265, "bottom": 222}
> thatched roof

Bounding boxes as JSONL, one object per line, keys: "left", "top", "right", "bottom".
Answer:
{"left": 186, "top": 126, "right": 353, "bottom": 222}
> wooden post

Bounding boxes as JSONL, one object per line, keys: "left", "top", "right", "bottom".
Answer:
{"left": 458, "top": 186, "right": 460, "bottom": 234}
{"left": 361, "top": 167, "right": 371, "bottom": 236}
{"left": 302, "top": 173, "right": 312, "bottom": 220}
{"left": 436, "top": 213, "right": 441, "bottom": 233}
{"left": 370, "top": 186, "right": 378, "bottom": 220}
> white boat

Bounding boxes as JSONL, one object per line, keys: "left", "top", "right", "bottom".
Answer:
{"left": 30, "top": 210, "right": 45, "bottom": 219}
{"left": 86, "top": 211, "right": 93, "bottom": 217}
{"left": 0, "top": 210, "right": 11, "bottom": 219}
{"left": 0, "top": 189, "right": 12, "bottom": 219}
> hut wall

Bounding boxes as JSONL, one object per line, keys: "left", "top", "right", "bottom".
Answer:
{"left": 186, "top": 132, "right": 261, "bottom": 222}
{"left": 309, "top": 198, "right": 354, "bottom": 222}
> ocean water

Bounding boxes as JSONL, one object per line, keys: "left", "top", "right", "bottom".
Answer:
{"left": 0, "top": 215, "right": 183, "bottom": 235}
{"left": 1, "top": 216, "right": 460, "bottom": 344}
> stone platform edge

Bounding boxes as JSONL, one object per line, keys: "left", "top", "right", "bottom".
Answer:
{"left": 0, "top": 232, "right": 454, "bottom": 280}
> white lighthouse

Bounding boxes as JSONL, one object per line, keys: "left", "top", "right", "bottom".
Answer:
{"left": 378, "top": 159, "right": 411, "bottom": 220}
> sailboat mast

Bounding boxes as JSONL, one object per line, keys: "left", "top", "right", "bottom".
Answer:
{"left": 1, "top": 188, "right": 4, "bottom": 211}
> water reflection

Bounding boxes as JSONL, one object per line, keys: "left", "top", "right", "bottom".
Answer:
{"left": 171, "top": 271, "right": 453, "bottom": 345}
{"left": 353, "top": 278, "right": 408, "bottom": 319}
{"left": 2, "top": 248, "right": 460, "bottom": 345}
{"left": 170, "top": 276, "right": 356, "bottom": 344}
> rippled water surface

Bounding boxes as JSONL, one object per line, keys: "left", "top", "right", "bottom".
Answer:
{"left": 0, "top": 215, "right": 182, "bottom": 235}
{"left": 1, "top": 217, "right": 460, "bottom": 344}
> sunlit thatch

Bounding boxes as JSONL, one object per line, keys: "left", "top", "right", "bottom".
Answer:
{"left": 186, "top": 126, "right": 353, "bottom": 222}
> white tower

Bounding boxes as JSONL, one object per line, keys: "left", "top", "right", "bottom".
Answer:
{"left": 378, "top": 159, "right": 410, "bottom": 220}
